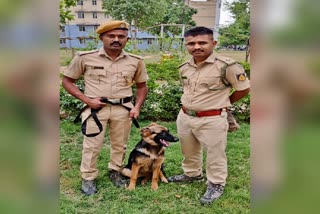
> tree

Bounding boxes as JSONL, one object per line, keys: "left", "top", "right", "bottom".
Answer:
{"left": 218, "top": 0, "right": 250, "bottom": 61}
{"left": 60, "top": 0, "right": 76, "bottom": 26}
{"left": 147, "top": 0, "right": 197, "bottom": 51}
{"left": 102, "top": 0, "right": 168, "bottom": 50}
{"left": 161, "top": 0, "right": 197, "bottom": 34}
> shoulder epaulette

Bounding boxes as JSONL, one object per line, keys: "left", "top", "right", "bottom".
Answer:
{"left": 215, "top": 56, "right": 238, "bottom": 88}
{"left": 215, "top": 56, "right": 237, "bottom": 65}
{"left": 179, "top": 62, "right": 188, "bottom": 68}
{"left": 77, "top": 49, "right": 99, "bottom": 56}
{"left": 127, "top": 53, "right": 144, "bottom": 60}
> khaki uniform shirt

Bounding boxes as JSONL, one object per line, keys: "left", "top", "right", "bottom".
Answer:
{"left": 64, "top": 47, "right": 149, "bottom": 99}
{"left": 179, "top": 53, "right": 250, "bottom": 111}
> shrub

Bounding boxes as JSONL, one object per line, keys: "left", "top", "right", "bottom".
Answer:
{"left": 146, "top": 54, "right": 182, "bottom": 82}
{"left": 230, "top": 94, "right": 250, "bottom": 123}
{"left": 60, "top": 78, "right": 85, "bottom": 119}
{"left": 138, "top": 81, "right": 182, "bottom": 121}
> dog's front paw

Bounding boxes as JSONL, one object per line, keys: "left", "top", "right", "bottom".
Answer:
{"left": 161, "top": 177, "right": 168, "bottom": 183}
{"left": 127, "top": 184, "right": 135, "bottom": 191}
{"left": 151, "top": 183, "right": 158, "bottom": 191}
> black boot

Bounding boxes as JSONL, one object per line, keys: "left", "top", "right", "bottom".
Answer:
{"left": 109, "top": 170, "right": 128, "bottom": 187}
{"left": 81, "top": 179, "right": 97, "bottom": 196}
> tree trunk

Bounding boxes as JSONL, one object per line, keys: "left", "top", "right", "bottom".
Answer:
{"left": 129, "top": 23, "right": 137, "bottom": 52}
{"left": 72, "top": 48, "right": 75, "bottom": 58}
{"left": 180, "top": 38, "right": 184, "bottom": 51}
{"left": 245, "top": 37, "right": 250, "bottom": 62}
{"left": 133, "top": 20, "right": 138, "bottom": 52}
{"left": 169, "top": 36, "right": 174, "bottom": 51}
{"left": 159, "top": 38, "right": 163, "bottom": 52}
{"left": 133, "top": 30, "right": 137, "bottom": 51}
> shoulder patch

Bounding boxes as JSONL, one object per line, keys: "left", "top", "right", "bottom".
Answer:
{"left": 77, "top": 49, "right": 99, "bottom": 56}
{"left": 236, "top": 73, "right": 247, "bottom": 81}
{"left": 127, "top": 53, "right": 144, "bottom": 60}
{"left": 179, "top": 62, "right": 188, "bottom": 68}
{"left": 215, "top": 56, "right": 237, "bottom": 65}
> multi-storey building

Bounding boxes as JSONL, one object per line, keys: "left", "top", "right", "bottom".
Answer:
{"left": 185, "top": 0, "right": 222, "bottom": 39}
{"left": 60, "top": 0, "right": 111, "bottom": 48}
{"left": 60, "top": 0, "right": 221, "bottom": 49}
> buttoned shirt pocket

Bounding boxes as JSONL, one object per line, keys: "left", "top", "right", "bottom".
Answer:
{"left": 84, "top": 65, "right": 106, "bottom": 84}
{"left": 180, "top": 68, "right": 195, "bottom": 92}
{"left": 200, "top": 75, "right": 226, "bottom": 92}
{"left": 114, "top": 70, "right": 135, "bottom": 97}
{"left": 181, "top": 75, "right": 190, "bottom": 91}
{"left": 119, "top": 70, "right": 135, "bottom": 87}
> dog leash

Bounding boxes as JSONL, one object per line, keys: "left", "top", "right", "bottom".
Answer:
{"left": 99, "top": 97, "right": 140, "bottom": 128}
{"left": 74, "top": 97, "right": 140, "bottom": 137}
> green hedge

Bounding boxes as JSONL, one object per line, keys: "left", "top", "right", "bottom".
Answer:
{"left": 137, "top": 81, "right": 182, "bottom": 121}
{"left": 60, "top": 55, "right": 250, "bottom": 123}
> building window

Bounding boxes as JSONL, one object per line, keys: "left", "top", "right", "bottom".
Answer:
{"left": 60, "top": 26, "right": 65, "bottom": 32}
{"left": 93, "top": 25, "right": 98, "bottom": 31}
{"left": 78, "top": 12, "right": 85, "bottom": 18}
{"left": 92, "top": 0, "right": 97, "bottom": 5}
{"left": 77, "top": 0, "right": 83, "bottom": 5}
{"left": 60, "top": 39, "right": 66, "bottom": 44}
{"left": 137, "top": 39, "right": 143, "bottom": 44}
{"left": 79, "top": 38, "right": 86, "bottom": 44}
{"left": 105, "top": 14, "right": 110, "bottom": 18}
{"left": 79, "top": 26, "right": 86, "bottom": 31}
{"left": 93, "top": 12, "right": 97, "bottom": 19}
{"left": 147, "top": 39, "right": 152, "bottom": 44}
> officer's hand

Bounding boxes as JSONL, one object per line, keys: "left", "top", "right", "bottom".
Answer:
{"left": 86, "top": 97, "right": 106, "bottom": 109}
{"left": 129, "top": 107, "right": 140, "bottom": 119}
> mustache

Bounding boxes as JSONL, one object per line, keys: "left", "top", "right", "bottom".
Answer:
{"left": 111, "top": 42, "right": 122, "bottom": 46}
{"left": 192, "top": 49, "right": 203, "bottom": 53}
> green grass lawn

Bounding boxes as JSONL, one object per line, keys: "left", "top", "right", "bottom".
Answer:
{"left": 215, "top": 50, "right": 247, "bottom": 63}
{"left": 60, "top": 120, "right": 250, "bottom": 213}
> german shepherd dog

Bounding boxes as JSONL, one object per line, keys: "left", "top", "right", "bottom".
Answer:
{"left": 122, "top": 123, "right": 179, "bottom": 190}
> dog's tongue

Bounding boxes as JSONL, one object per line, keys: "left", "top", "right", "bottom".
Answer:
{"left": 160, "top": 139, "right": 169, "bottom": 147}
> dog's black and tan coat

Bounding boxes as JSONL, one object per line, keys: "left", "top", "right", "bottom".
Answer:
{"left": 122, "top": 123, "right": 178, "bottom": 190}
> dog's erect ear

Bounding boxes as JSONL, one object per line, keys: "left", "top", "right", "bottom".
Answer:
{"left": 141, "top": 128, "right": 152, "bottom": 137}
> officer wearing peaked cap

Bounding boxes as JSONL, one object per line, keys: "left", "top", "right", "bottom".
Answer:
{"left": 62, "top": 20, "right": 149, "bottom": 195}
{"left": 96, "top": 20, "right": 130, "bottom": 35}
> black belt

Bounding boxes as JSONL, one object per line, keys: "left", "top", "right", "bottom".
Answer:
{"left": 74, "top": 96, "right": 140, "bottom": 137}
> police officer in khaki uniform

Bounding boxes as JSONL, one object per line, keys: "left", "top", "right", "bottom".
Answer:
{"left": 62, "top": 20, "right": 149, "bottom": 195}
{"left": 168, "top": 27, "right": 250, "bottom": 204}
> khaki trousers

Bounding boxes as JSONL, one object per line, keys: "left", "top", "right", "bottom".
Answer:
{"left": 176, "top": 109, "right": 229, "bottom": 185}
{"left": 80, "top": 104, "right": 131, "bottom": 180}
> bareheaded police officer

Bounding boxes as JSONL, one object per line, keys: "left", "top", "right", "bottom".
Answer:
{"left": 62, "top": 20, "right": 148, "bottom": 195}
{"left": 168, "top": 26, "right": 250, "bottom": 204}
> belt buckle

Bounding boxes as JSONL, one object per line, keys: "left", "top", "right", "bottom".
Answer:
{"left": 108, "top": 99, "right": 120, "bottom": 104}
{"left": 186, "top": 109, "right": 196, "bottom": 117}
